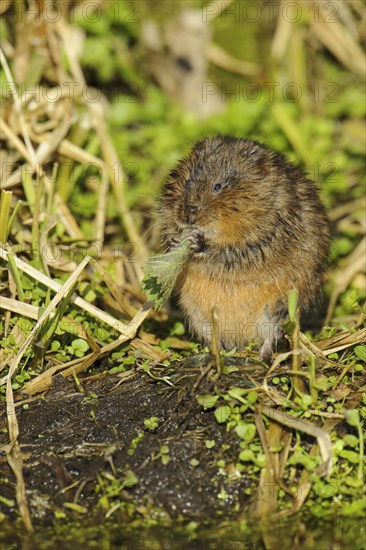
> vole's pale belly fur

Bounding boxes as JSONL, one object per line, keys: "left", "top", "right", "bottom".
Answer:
{"left": 177, "top": 265, "right": 291, "bottom": 349}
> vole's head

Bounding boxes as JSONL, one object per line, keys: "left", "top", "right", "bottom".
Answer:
{"left": 160, "top": 136, "right": 288, "bottom": 246}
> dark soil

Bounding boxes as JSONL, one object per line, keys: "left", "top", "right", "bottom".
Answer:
{"left": 0, "top": 358, "right": 264, "bottom": 526}
{"left": 1, "top": 359, "right": 365, "bottom": 549}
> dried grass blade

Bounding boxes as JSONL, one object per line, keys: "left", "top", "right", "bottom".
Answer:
{"left": 22, "top": 304, "right": 152, "bottom": 395}
{"left": 318, "top": 327, "right": 366, "bottom": 355}
{"left": 0, "top": 246, "right": 136, "bottom": 335}
{"left": 206, "top": 43, "right": 259, "bottom": 76}
{"left": 0, "top": 296, "right": 39, "bottom": 319}
{"left": 261, "top": 405, "right": 332, "bottom": 476}
{"left": 93, "top": 168, "right": 109, "bottom": 247}
{"left": 54, "top": 18, "right": 148, "bottom": 266}
{"left": 0, "top": 122, "right": 83, "bottom": 239}
{"left": 0, "top": 189, "right": 12, "bottom": 242}
{"left": 301, "top": 0, "right": 366, "bottom": 76}
{"left": 3, "top": 255, "right": 90, "bottom": 532}
{"left": 326, "top": 237, "right": 366, "bottom": 324}
{"left": 203, "top": 0, "right": 235, "bottom": 22}
{"left": 93, "top": 260, "right": 137, "bottom": 317}
{"left": 0, "top": 48, "right": 42, "bottom": 177}
{"left": 271, "top": 4, "right": 293, "bottom": 58}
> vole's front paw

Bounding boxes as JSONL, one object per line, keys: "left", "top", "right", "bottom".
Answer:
{"left": 187, "top": 229, "right": 206, "bottom": 255}
{"left": 166, "top": 236, "right": 181, "bottom": 252}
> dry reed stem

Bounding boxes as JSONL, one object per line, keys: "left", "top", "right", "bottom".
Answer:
{"left": 299, "top": 332, "right": 330, "bottom": 365}
{"left": 130, "top": 338, "right": 170, "bottom": 362}
{"left": 271, "top": 3, "right": 294, "bottom": 59}
{"left": 250, "top": 415, "right": 278, "bottom": 517}
{"left": 54, "top": 18, "right": 148, "bottom": 268}
{"left": 250, "top": 421, "right": 292, "bottom": 518}
{"left": 261, "top": 405, "right": 332, "bottom": 476}
{"left": 329, "top": 197, "right": 366, "bottom": 221}
{"left": 0, "top": 110, "right": 83, "bottom": 240}
{"left": 0, "top": 298, "right": 96, "bottom": 386}
{"left": 0, "top": 117, "right": 35, "bottom": 167}
{"left": 206, "top": 43, "right": 259, "bottom": 76}
{"left": 58, "top": 139, "right": 106, "bottom": 166}
{"left": 3, "top": 255, "right": 90, "bottom": 532}
{"left": 2, "top": 13, "right": 146, "bottom": 262}
{"left": 88, "top": 101, "right": 148, "bottom": 269}
{"left": 0, "top": 48, "right": 42, "bottom": 178}
{"left": 275, "top": 418, "right": 341, "bottom": 519}
{"left": 316, "top": 327, "right": 366, "bottom": 351}
{"left": 22, "top": 304, "right": 152, "bottom": 395}
{"left": 92, "top": 260, "right": 138, "bottom": 318}
{"left": 301, "top": 0, "right": 366, "bottom": 77}
{"left": 203, "top": 0, "right": 235, "bottom": 23}
{"left": 0, "top": 246, "right": 140, "bottom": 335}
{"left": 326, "top": 237, "right": 366, "bottom": 324}
{"left": 271, "top": 1, "right": 366, "bottom": 76}
{"left": 0, "top": 296, "right": 40, "bottom": 320}
{"left": 94, "top": 168, "right": 109, "bottom": 248}
{"left": 5, "top": 255, "right": 91, "bottom": 426}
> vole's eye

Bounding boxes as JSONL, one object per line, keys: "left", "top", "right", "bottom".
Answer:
{"left": 185, "top": 179, "right": 191, "bottom": 188}
{"left": 213, "top": 182, "right": 222, "bottom": 193}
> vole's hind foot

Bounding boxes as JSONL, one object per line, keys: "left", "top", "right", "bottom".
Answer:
{"left": 259, "top": 341, "right": 273, "bottom": 365}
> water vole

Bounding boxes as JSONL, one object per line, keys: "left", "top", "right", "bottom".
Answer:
{"left": 159, "top": 136, "right": 330, "bottom": 361}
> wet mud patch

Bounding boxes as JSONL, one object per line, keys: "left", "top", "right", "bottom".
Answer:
{"left": 1, "top": 359, "right": 264, "bottom": 526}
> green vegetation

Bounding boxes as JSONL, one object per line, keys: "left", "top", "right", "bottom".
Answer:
{"left": 0, "top": 0, "right": 364, "bottom": 544}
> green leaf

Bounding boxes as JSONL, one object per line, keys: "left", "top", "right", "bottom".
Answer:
{"left": 238, "top": 450, "right": 265, "bottom": 467}
{"left": 144, "top": 417, "right": 159, "bottom": 431}
{"left": 340, "top": 498, "right": 366, "bottom": 517}
{"left": 338, "top": 450, "right": 360, "bottom": 464}
{"left": 227, "top": 387, "right": 247, "bottom": 400}
{"left": 161, "top": 455, "right": 171, "bottom": 465}
{"left": 214, "top": 405, "right": 232, "bottom": 424}
{"left": 123, "top": 470, "right": 139, "bottom": 488}
{"left": 312, "top": 481, "right": 338, "bottom": 499}
{"left": 287, "top": 452, "right": 318, "bottom": 470}
{"left": 345, "top": 409, "right": 360, "bottom": 428}
{"left": 197, "top": 394, "right": 219, "bottom": 410}
{"left": 247, "top": 391, "right": 259, "bottom": 404}
{"left": 170, "top": 322, "right": 185, "bottom": 336}
{"left": 344, "top": 477, "right": 363, "bottom": 488}
{"left": 142, "top": 230, "right": 192, "bottom": 309}
{"left": 354, "top": 345, "right": 366, "bottom": 362}
{"left": 235, "top": 423, "right": 256, "bottom": 441}
{"left": 71, "top": 339, "right": 89, "bottom": 357}
{"left": 343, "top": 434, "right": 359, "bottom": 448}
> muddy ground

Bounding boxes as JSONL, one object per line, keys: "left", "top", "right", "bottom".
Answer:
{"left": 1, "top": 358, "right": 268, "bottom": 525}
{"left": 1, "top": 358, "right": 366, "bottom": 549}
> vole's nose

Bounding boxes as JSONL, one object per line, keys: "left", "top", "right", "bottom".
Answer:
{"left": 185, "top": 204, "right": 198, "bottom": 223}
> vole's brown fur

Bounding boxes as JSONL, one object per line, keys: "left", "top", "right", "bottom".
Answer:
{"left": 159, "top": 136, "right": 330, "bottom": 360}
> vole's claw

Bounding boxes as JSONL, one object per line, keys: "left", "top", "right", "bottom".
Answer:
{"left": 188, "top": 229, "right": 205, "bottom": 254}
{"left": 167, "top": 236, "right": 181, "bottom": 252}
